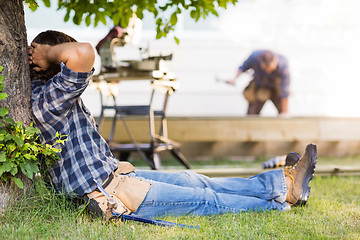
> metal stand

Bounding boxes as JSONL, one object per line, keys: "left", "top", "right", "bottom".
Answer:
{"left": 94, "top": 74, "right": 191, "bottom": 170}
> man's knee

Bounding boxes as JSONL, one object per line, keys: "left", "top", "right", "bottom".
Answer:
{"left": 182, "top": 170, "right": 209, "bottom": 188}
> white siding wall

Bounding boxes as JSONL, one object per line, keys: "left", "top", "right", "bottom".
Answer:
{"left": 25, "top": 0, "right": 360, "bottom": 117}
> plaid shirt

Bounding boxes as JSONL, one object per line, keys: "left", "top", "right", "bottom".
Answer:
{"left": 31, "top": 63, "right": 118, "bottom": 197}
{"left": 239, "top": 50, "right": 290, "bottom": 98}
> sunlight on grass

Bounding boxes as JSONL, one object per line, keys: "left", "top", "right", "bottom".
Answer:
{"left": 1, "top": 173, "right": 360, "bottom": 239}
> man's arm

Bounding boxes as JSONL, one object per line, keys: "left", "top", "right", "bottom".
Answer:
{"left": 226, "top": 52, "right": 256, "bottom": 85}
{"left": 226, "top": 69, "right": 243, "bottom": 85}
{"left": 279, "top": 57, "right": 290, "bottom": 115}
{"left": 280, "top": 97, "right": 288, "bottom": 115}
{"left": 29, "top": 42, "right": 95, "bottom": 73}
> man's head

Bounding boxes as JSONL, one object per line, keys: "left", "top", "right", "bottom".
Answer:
{"left": 30, "top": 30, "right": 77, "bottom": 81}
{"left": 259, "top": 50, "right": 279, "bottom": 74}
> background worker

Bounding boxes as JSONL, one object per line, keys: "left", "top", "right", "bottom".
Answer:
{"left": 227, "top": 50, "right": 290, "bottom": 116}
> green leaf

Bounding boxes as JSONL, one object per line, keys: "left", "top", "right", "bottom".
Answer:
{"left": 22, "top": 143, "right": 30, "bottom": 151}
{"left": 30, "top": 125, "right": 37, "bottom": 134}
{"left": 4, "top": 134, "right": 12, "bottom": 142}
{"left": 11, "top": 177, "right": 24, "bottom": 189}
{"left": 190, "top": 9, "right": 197, "bottom": 19}
{"left": 99, "top": 13, "right": 107, "bottom": 25}
{"left": 42, "top": 0, "right": 51, "bottom": 8}
{"left": 111, "top": 12, "right": 121, "bottom": 26}
{"left": 0, "top": 166, "right": 4, "bottom": 177}
{"left": 55, "top": 134, "right": 68, "bottom": 145}
{"left": 0, "top": 92, "right": 8, "bottom": 100}
{"left": 29, "top": 145, "right": 39, "bottom": 152}
{"left": 170, "top": 12, "right": 178, "bottom": 25}
{"left": 85, "top": 14, "right": 91, "bottom": 26}
{"left": 94, "top": 13, "right": 99, "bottom": 27}
{"left": 0, "top": 65, "right": 3, "bottom": 72}
{"left": 2, "top": 117, "right": 15, "bottom": 125}
{"left": 25, "top": 126, "right": 40, "bottom": 136}
{"left": 136, "top": 11, "right": 144, "bottom": 19}
{"left": 174, "top": 36, "right": 180, "bottom": 45}
{"left": 0, "top": 107, "right": 9, "bottom": 117}
{"left": 64, "top": 10, "right": 70, "bottom": 22}
{"left": 0, "top": 151, "right": 6, "bottom": 162}
{"left": 25, "top": 0, "right": 39, "bottom": 12}
{"left": 12, "top": 135, "right": 24, "bottom": 147}
{"left": 6, "top": 144, "right": 16, "bottom": 153}
{"left": 47, "top": 147, "right": 61, "bottom": 153}
{"left": 10, "top": 166, "right": 18, "bottom": 176}
{"left": 14, "top": 152, "right": 21, "bottom": 158}
{"left": 72, "top": 12, "right": 82, "bottom": 25}
{"left": 23, "top": 154, "right": 36, "bottom": 160}
{"left": 156, "top": 18, "right": 162, "bottom": 25}
{"left": 15, "top": 121, "right": 24, "bottom": 131}
{"left": 156, "top": 32, "right": 163, "bottom": 39}
{"left": 0, "top": 162, "right": 14, "bottom": 175}
{"left": 20, "top": 163, "right": 39, "bottom": 179}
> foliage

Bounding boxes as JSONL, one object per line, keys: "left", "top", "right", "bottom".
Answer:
{"left": 0, "top": 66, "right": 65, "bottom": 189}
{"left": 24, "top": 0, "right": 237, "bottom": 42}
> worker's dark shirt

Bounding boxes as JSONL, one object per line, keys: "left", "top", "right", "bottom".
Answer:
{"left": 239, "top": 50, "right": 290, "bottom": 98}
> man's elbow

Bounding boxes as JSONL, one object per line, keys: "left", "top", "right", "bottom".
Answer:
{"left": 76, "top": 43, "right": 95, "bottom": 71}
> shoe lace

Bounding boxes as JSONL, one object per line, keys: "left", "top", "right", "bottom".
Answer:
{"left": 284, "top": 162, "right": 298, "bottom": 181}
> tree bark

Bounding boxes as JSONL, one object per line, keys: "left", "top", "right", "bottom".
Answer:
{"left": 0, "top": 0, "right": 33, "bottom": 215}
{"left": 0, "top": 0, "right": 32, "bottom": 123}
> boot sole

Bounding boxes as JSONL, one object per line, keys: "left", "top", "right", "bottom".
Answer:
{"left": 296, "top": 144, "right": 317, "bottom": 206}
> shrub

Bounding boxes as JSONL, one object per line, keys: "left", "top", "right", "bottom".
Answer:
{"left": 0, "top": 65, "right": 65, "bottom": 188}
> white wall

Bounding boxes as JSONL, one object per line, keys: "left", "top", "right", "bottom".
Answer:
{"left": 25, "top": 0, "right": 360, "bottom": 117}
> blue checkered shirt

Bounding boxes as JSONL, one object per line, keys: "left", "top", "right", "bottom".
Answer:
{"left": 31, "top": 63, "right": 118, "bottom": 197}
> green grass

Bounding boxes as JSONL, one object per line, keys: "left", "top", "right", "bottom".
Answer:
{"left": 1, "top": 173, "right": 360, "bottom": 239}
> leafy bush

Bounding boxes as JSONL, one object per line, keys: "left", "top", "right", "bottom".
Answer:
{"left": 0, "top": 65, "right": 64, "bottom": 188}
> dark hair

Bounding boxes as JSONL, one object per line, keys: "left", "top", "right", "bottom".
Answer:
{"left": 259, "top": 50, "right": 275, "bottom": 68}
{"left": 30, "top": 30, "right": 77, "bottom": 82}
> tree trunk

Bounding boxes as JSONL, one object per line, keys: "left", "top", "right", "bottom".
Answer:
{"left": 0, "top": 0, "right": 33, "bottom": 215}
{"left": 0, "top": 0, "right": 32, "bottom": 123}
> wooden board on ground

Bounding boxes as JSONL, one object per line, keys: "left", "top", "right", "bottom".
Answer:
{"left": 99, "top": 116, "right": 360, "bottom": 142}
{"left": 98, "top": 117, "right": 360, "bottom": 157}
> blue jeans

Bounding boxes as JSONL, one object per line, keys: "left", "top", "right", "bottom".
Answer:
{"left": 127, "top": 169, "right": 290, "bottom": 218}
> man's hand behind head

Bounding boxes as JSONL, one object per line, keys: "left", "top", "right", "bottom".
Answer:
{"left": 29, "top": 41, "right": 95, "bottom": 74}
{"left": 29, "top": 42, "right": 52, "bottom": 72}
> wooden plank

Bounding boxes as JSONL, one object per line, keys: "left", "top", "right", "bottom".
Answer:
{"left": 167, "top": 118, "right": 319, "bottom": 142}
{"left": 318, "top": 118, "right": 360, "bottom": 141}
{"left": 99, "top": 117, "right": 360, "bottom": 142}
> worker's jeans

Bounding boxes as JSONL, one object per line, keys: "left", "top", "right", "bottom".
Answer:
{"left": 128, "top": 169, "right": 290, "bottom": 218}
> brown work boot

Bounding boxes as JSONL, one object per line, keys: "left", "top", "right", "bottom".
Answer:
{"left": 285, "top": 152, "right": 301, "bottom": 166}
{"left": 284, "top": 144, "right": 317, "bottom": 206}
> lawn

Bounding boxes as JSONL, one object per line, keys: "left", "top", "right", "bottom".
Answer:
{"left": 1, "top": 157, "right": 360, "bottom": 239}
